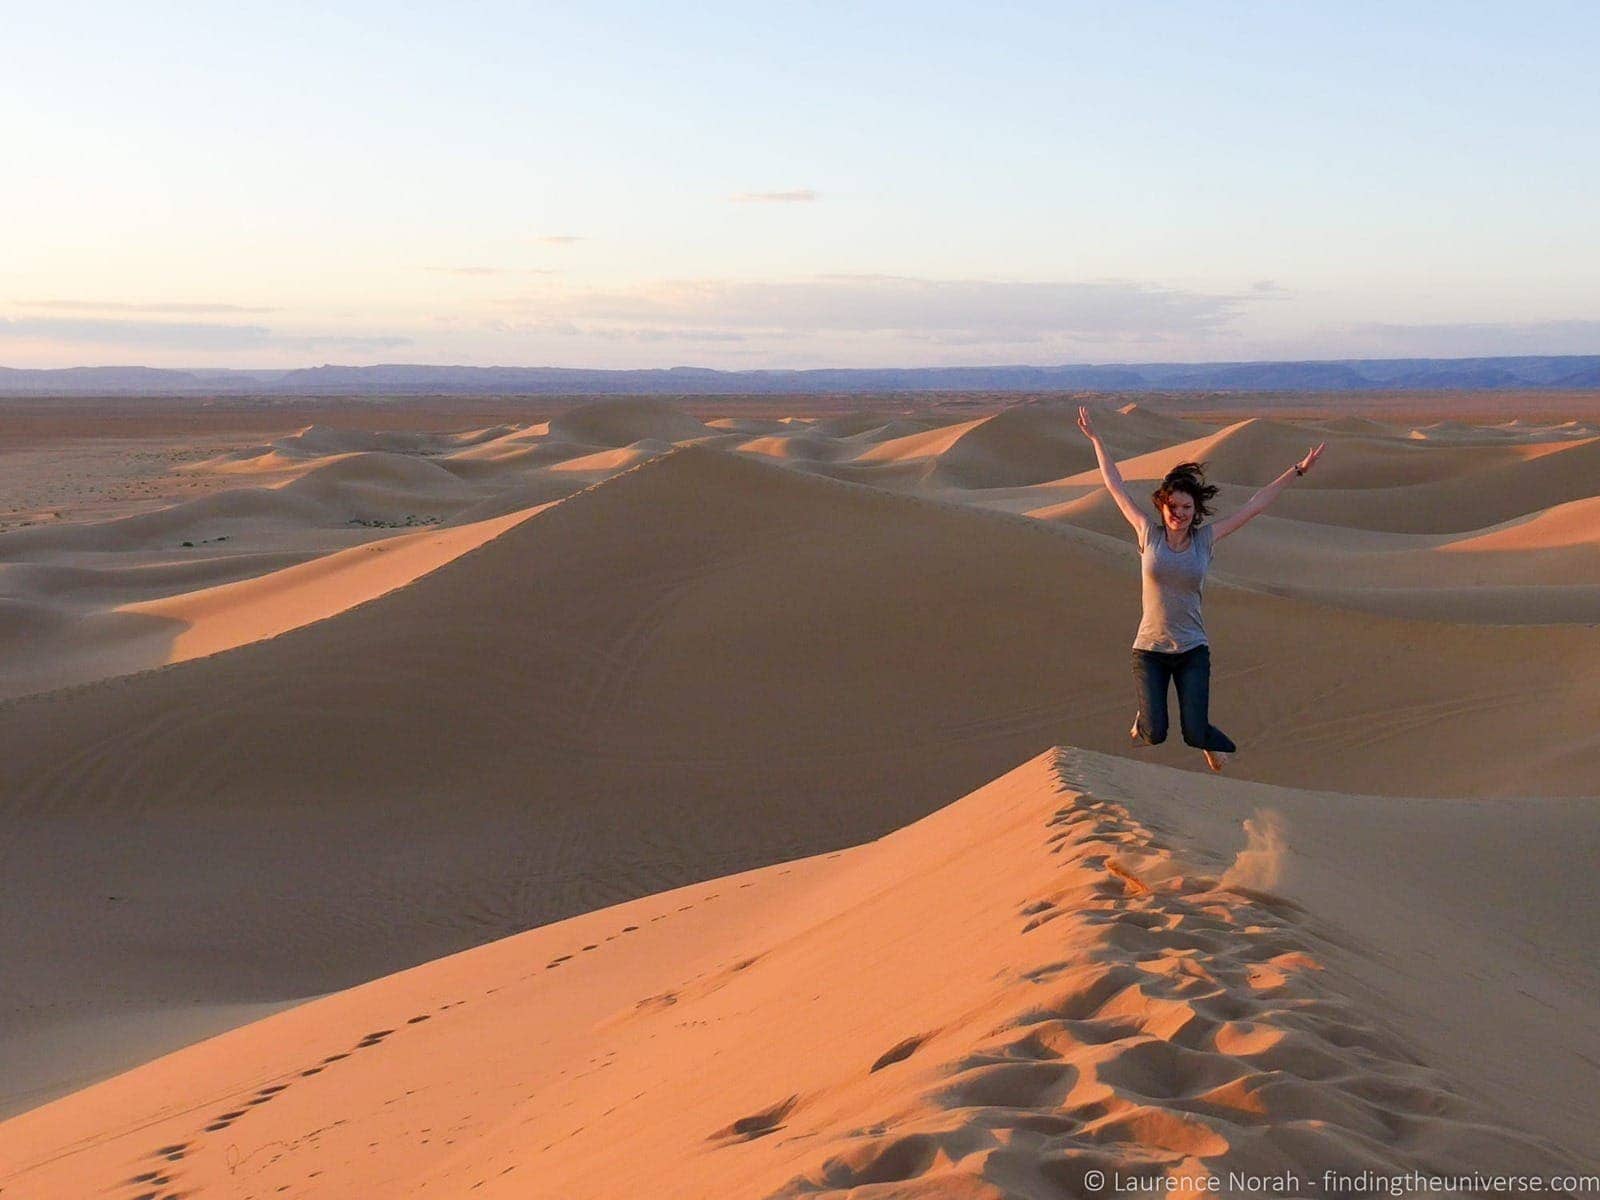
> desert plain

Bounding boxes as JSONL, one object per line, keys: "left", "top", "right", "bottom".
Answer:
{"left": 0, "top": 391, "right": 1597, "bottom": 1199}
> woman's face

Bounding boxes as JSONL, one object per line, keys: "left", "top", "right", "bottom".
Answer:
{"left": 1161, "top": 492, "right": 1195, "bottom": 534}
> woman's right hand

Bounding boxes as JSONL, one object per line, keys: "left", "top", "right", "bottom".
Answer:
{"left": 1076, "top": 405, "right": 1098, "bottom": 442}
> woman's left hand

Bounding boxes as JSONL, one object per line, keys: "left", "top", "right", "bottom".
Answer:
{"left": 1296, "top": 443, "right": 1326, "bottom": 475}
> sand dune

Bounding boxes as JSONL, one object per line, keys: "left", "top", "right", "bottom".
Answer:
{"left": 1199, "top": 494, "right": 1600, "bottom": 621}
{"left": 3, "top": 396, "right": 1599, "bottom": 1187}
{"left": 3, "top": 438, "right": 1598, "bottom": 1121}
{"left": 541, "top": 437, "right": 678, "bottom": 475}
{"left": 0, "top": 484, "right": 335, "bottom": 555}
{"left": 121, "top": 507, "right": 538, "bottom": 663}
{"left": 1113, "top": 399, "right": 1202, "bottom": 440}
{"left": 1404, "top": 418, "right": 1596, "bottom": 443}
{"left": 0, "top": 553, "right": 313, "bottom": 606}
{"left": 777, "top": 454, "right": 944, "bottom": 492}
{"left": 444, "top": 475, "right": 595, "bottom": 522}
{"left": 850, "top": 415, "right": 986, "bottom": 465}
{"left": 442, "top": 437, "right": 612, "bottom": 478}
{"left": 734, "top": 431, "right": 858, "bottom": 461}
{"left": 841, "top": 415, "right": 950, "bottom": 442}
{"left": 1024, "top": 490, "right": 1600, "bottom": 622}
{"left": 707, "top": 416, "right": 794, "bottom": 434}
{"left": 925, "top": 405, "right": 1103, "bottom": 488}
{"left": 1249, "top": 434, "right": 1600, "bottom": 533}
{"left": 0, "top": 508, "right": 539, "bottom": 705}
{"left": 841, "top": 404, "right": 1171, "bottom": 490}
{"left": 812, "top": 410, "right": 919, "bottom": 437}
{"left": 274, "top": 449, "right": 482, "bottom": 518}
{"left": 1049, "top": 419, "right": 1600, "bottom": 533}
{"left": 546, "top": 395, "right": 716, "bottom": 446}
{"left": 0, "top": 422, "right": 670, "bottom": 697}
{"left": 1310, "top": 413, "right": 1400, "bottom": 436}
{"left": 3, "top": 749, "right": 1592, "bottom": 1199}
{"left": 1074, "top": 415, "right": 1530, "bottom": 491}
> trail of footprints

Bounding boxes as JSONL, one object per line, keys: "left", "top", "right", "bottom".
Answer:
{"left": 108, "top": 887, "right": 738, "bottom": 1199}
{"left": 97, "top": 791, "right": 1583, "bottom": 1197}
{"left": 727, "top": 779, "right": 1580, "bottom": 1197}
{"left": 111, "top": 1025, "right": 416, "bottom": 1200}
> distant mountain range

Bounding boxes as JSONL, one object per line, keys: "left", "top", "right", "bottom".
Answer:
{"left": 2, "top": 355, "right": 1598, "bottom": 396}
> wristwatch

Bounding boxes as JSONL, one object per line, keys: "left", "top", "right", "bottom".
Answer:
{"left": 1294, "top": 464, "right": 1305, "bottom": 476}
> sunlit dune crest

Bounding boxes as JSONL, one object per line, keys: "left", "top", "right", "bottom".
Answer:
{"left": 1, "top": 750, "right": 1593, "bottom": 1196}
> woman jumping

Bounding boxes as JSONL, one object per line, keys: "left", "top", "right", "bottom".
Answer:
{"left": 1076, "top": 406, "right": 1325, "bottom": 771}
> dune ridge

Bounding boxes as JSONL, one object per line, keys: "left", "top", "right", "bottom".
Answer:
{"left": 7, "top": 399, "right": 1596, "bottom": 711}
{"left": 2, "top": 429, "right": 1599, "bottom": 1121}
{"left": 3, "top": 396, "right": 1599, "bottom": 1186}
{"left": 2, "top": 749, "right": 1591, "bottom": 1199}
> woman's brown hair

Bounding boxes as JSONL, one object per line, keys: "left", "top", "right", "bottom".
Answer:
{"left": 1152, "top": 461, "right": 1219, "bottom": 526}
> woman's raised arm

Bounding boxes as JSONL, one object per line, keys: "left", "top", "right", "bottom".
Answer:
{"left": 1077, "top": 406, "right": 1148, "bottom": 533}
{"left": 1210, "top": 443, "right": 1326, "bottom": 541}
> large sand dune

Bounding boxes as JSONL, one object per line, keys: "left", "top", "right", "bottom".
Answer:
{"left": 2, "top": 750, "right": 1593, "bottom": 1198}
{"left": 2, "top": 397, "right": 1597, "bottom": 1192}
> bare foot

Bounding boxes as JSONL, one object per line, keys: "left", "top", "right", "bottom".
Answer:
{"left": 1203, "top": 750, "right": 1229, "bottom": 772}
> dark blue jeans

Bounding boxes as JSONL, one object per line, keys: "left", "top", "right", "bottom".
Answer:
{"left": 1131, "top": 644, "right": 1236, "bottom": 752}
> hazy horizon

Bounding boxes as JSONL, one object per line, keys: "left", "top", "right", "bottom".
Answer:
{"left": 6, "top": 350, "right": 1600, "bottom": 377}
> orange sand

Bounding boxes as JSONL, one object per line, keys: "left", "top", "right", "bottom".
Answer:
{"left": 1, "top": 397, "right": 1596, "bottom": 1196}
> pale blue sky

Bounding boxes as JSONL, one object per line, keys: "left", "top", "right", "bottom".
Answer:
{"left": 3, "top": 1, "right": 1597, "bottom": 368}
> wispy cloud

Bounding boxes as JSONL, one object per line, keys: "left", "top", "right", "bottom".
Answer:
{"left": 729, "top": 188, "right": 819, "bottom": 204}
{"left": 485, "top": 318, "right": 746, "bottom": 344}
{"left": 291, "top": 334, "right": 414, "bottom": 351}
{"left": 494, "top": 275, "right": 1247, "bottom": 345}
{"left": 424, "top": 266, "right": 558, "bottom": 277}
{"left": 0, "top": 316, "right": 409, "bottom": 353}
{"left": 0, "top": 316, "right": 274, "bottom": 349}
{"left": 16, "top": 299, "right": 278, "bottom": 314}
{"left": 533, "top": 235, "right": 585, "bottom": 245}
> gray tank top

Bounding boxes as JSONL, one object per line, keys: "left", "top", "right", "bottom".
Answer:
{"left": 1133, "top": 513, "right": 1214, "bottom": 652}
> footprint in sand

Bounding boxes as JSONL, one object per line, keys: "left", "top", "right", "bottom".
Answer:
{"left": 248, "top": 1088, "right": 289, "bottom": 1113}
{"left": 116, "top": 1142, "right": 191, "bottom": 1200}
{"left": 1022, "top": 909, "right": 1063, "bottom": 933}
{"left": 121, "top": 1019, "right": 427, "bottom": 1191}
{"left": 123, "top": 1177, "right": 178, "bottom": 1196}
{"left": 870, "top": 1034, "right": 931, "bottom": 1073}
{"left": 710, "top": 1094, "right": 799, "bottom": 1143}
